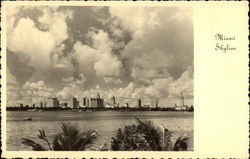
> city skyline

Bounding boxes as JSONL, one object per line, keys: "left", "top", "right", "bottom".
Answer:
{"left": 7, "top": 6, "right": 193, "bottom": 107}
{"left": 13, "top": 91, "right": 189, "bottom": 109}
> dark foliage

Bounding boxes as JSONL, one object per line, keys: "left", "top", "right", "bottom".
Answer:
{"left": 111, "top": 117, "right": 192, "bottom": 151}
{"left": 22, "top": 121, "right": 97, "bottom": 151}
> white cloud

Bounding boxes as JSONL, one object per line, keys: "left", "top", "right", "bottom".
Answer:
{"left": 38, "top": 7, "right": 72, "bottom": 45}
{"left": 73, "top": 41, "right": 99, "bottom": 65}
{"left": 89, "top": 29, "right": 113, "bottom": 53}
{"left": 168, "top": 66, "right": 193, "bottom": 98}
{"left": 90, "top": 30, "right": 122, "bottom": 77}
{"left": 145, "top": 77, "right": 173, "bottom": 98}
{"left": 111, "top": 7, "right": 193, "bottom": 84}
{"left": 7, "top": 7, "right": 72, "bottom": 76}
{"left": 21, "top": 80, "right": 54, "bottom": 104}
{"left": 109, "top": 7, "right": 164, "bottom": 38}
{"left": 6, "top": 6, "right": 21, "bottom": 34}
{"left": 104, "top": 77, "right": 122, "bottom": 84}
{"left": 73, "top": 30, "right": 123, "bottom": 78}
{"left": 57, "top": 74, "right": 87, "bottom": 100}
{"left": 8, "top": 17, "right": 55, "bottom": 71}
{"left": 7, "top": 70, "right": 21, "bottom": 106}
{"left": 7, "top": 6, "right": 193, "bottom": 107}
{"left": 81, "top": 66, "right": 193, "bottom": 107}
{"left": 94, "top": 53, "right": 122, "bottom": 77}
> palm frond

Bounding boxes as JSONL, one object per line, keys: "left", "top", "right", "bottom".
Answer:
{"left": 172, "top": 137, "right": 188, "bottom": 151}
{"left": 78, "top": 130, "right": 97, "bottom": 150}
{"left": 52, "top": 134, "right": 65, "bottom": 151}
{"left": 52, "top": 122, "right": 97, "bottom": 151}
{"left": 37, "top": 129, "right": 52, "bottom": 150}
{"left": 135, "top": 117, "right": 162, "bottom": 151}
{"left": 21, "top": 138, "right": 47, "bottom": 151}
{"left": 163, "top": 128, "right": 173, "bottom": 151}
{"left": 172, "top": 132, "right": 192, "bottom": 151}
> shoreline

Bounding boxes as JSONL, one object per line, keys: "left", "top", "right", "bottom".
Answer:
{"left": 6, "top": 107, "right": 194, "bottom": 112}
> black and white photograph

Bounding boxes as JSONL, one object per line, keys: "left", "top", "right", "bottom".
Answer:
{"left": 6, "top": 4, "right": 194, "bottom": 151}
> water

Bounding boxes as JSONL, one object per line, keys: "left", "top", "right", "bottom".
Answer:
{"left": 6, "top": 111, "right": 193, "bottom": 151}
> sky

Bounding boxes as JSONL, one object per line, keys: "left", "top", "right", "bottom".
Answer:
{"left": 6, "top": 6, "right": 193, "bottom": 107}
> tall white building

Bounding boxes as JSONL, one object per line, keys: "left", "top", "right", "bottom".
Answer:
{"left": 48, "top": 98, "right": 59, "bottom": 108}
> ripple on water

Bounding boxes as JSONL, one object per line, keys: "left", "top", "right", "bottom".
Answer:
{"left": 7, "top": 111, "right": 193, "bottom": 151}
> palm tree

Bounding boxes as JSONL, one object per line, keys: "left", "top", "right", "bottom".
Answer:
{"left": 111, "top": 117, "right": 192, "bottom": 151}
{"left": 22, "top": 121, "right": 97, "bottom": 151}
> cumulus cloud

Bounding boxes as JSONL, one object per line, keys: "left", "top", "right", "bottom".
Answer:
{"left": 6, "top": 6, "right": 21, "bottom": 34}
{"left": 6, "top": 6, "right": 193, "bottom": 107}
{"left": 21, "top": 81, "right": 54, "bottom": 104}
{"left": 72, "top": 29, "right": 123, "bottom": 78}
{"left": 109, "top": 7, "right": 155, "bottom": 38}
{"left": 90, "top": 30, "right": 122, "bottom": 77}
{"left": 104, "top": 77, "right": 122, "bottom": 84}
{"left": 7, "top": 6, "right": 72, "bottom": 81}
{"left": 38, "top": 7, "right": 72, "bottom": 45}
{"left": 110, "top": 7, "right": 193, "bottom": 83}
{"left": 8, "top": 17, "right": 54, "bottom": 71}
{"left": 57, "top": 74, "right": 87, "bottom": 100}
{"left": 7, "top": 70, "right": 21, "bottom": 106}
{"left": 168, "top": 66, "right": 193, "bottom": 99}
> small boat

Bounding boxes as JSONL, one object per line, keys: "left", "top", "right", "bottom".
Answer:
{"left": 24, "top": 117, "right": 32, "bottom": 121}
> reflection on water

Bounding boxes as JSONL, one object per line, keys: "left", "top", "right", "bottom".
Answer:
{"left": 7, "top": 111, "right": 193, "bottom": 151}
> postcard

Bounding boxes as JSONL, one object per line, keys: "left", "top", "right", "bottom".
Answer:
{"left": 1, "top": 1, "right": 248, "bottom": 158}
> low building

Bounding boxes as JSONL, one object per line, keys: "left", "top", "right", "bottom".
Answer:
{"left": 59, "top": 102, "right": 68, "bottom": 108}
{"left": 105, "top": 104, "right": 114, "bottom": 108}
{"left": 174, "top": 106, "right": 188, "bottom": 111}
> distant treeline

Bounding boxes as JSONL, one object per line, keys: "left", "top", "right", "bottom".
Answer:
{"left": 6, "top": 106, "right": 194, "bottom": 112}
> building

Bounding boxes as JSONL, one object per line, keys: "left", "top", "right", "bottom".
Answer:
{"left": 105, "top": 104, "right": 114, "bottom": 108}
{"left": 180, "top": 91, "right": 184, "bottom": 106}
{"left": 175, "top": 106, "right": 188, "bottom": 111}
{"left": 20, "top": 104, "right": 23, "bottom": 108}
{"left": 155, "top": 98, "right": 159, "bottom": 108}
{"left": 112, "top": 96, "right": 116, "bottom": 105}
{"left": 90, "top": 98, "right": 104, "bottom": 108}
{"left": 111, "top": 96, "right": 120, "bottom": 108}
{"left": 86, "top": 98, "right": 90, "bottom": 107}
{"left": 60, "top": 102, "right": 68, "bottom": 108}
{"left": 83, "top": 97, "right": 87, "bottom": 106}
{"left": 174, "top": 92, "right": 188, "bottom": 111}
{"left": 40, "top": 102, "right": 43, "bottom": 108}
{"left": 48, "top": 98, "right": 59, "bottom": 108}
{"left": 126, "top": 103, "right": 129, "bottom": 108}
{"left": 137, "top": 99, "right": 142, "bottom": 108}
{"left": 69, "top": 97, "right": 79, "bottom": 109}
{"left": 90, "top": 92, "right": 104, "bottom": 108}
